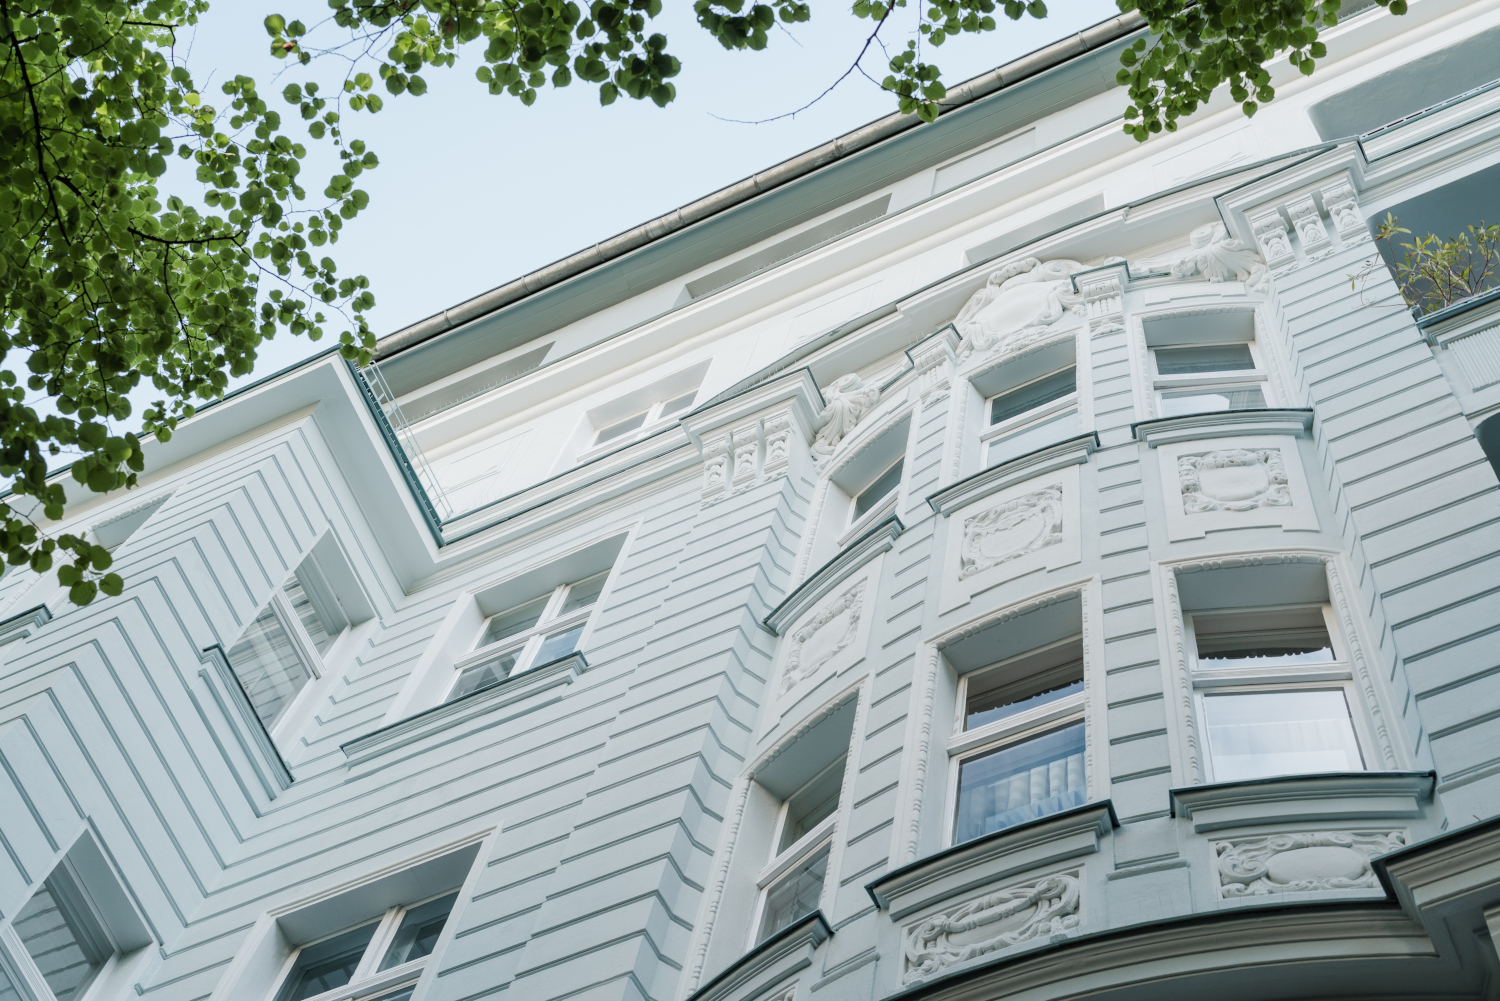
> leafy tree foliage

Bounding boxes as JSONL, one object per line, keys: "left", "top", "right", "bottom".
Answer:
{"left": 3, "top": 0, "right": 1404, "bottom": 603}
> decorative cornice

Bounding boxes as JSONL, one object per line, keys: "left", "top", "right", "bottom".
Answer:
{"left": 867, "top": 801, "right": 1116, "bottom": 919}
{"left": 927, "top": 433, "right": 1097, "bottom": 516}
{"left": 341, "top": 652, "right": 587, "bottom": 766}
{"left": 0, "top": 604, "right": 50, "bottom": 647}
{"left": 765, "top": 516, "right": 902, "bottom": 635}
{"left": 1170, "top": 771, "right": 1435, "bottom": 833}
{"left": 684, "top": 911, "right": 832, "bottom": 1001}
{"left": 1131, "top": 409, "right": 1313, "bottom": 447}
{"left": 1373, "top": 814, "right": 1500, "bottom": 916}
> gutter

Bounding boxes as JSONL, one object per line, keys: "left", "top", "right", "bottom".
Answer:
{"left": 372, "top": 10, "right": 1146, "bottom": 361}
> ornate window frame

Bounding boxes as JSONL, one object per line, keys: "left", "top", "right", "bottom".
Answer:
{"left": 1152, "top": 549, "right": 1409, "bottom": 788}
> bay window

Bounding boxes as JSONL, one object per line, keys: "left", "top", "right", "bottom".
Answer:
{"left": 1145, "top": 311, "right": 1271, "bottom": 418}
{"left": 754, "top": 756, "right": 846, "bottom": 944}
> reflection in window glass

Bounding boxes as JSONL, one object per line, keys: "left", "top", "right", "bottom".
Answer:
{"left": 989, "top": 368, "right": 1076, "bottom": 425}
{"left": 853, "top": 459, "right": 904, "bottom": 520}
{"left": 953, "top": 723, "right": 1086, "bottom": 844}
{"left": 379, "top": 894, "right": 458, "bottom": 971}
{"left": 560, "top": 571, "right": 609, "bottom": 614}
{"left": 1158, "top": 386, "right": 1266, "bottom": 417}
{"left": 0, "top": 955, "right": 24, "bottom": 1001}
{"left": 276, "top": 923, "right": 380, "bottom": 1001}
{"left": 283, "top": 575, "right": 336, "bottom": 655}
{"left": 1194, "top": 611, "right": 1334, "bottom": 668}
{"left": 757, "top": 845, "right": 830, "bottom": 943}
{"left": 450, "top": 651, "right": 519, "bottom": 701}
{"left": 14, "top": 874, "right": 110, "bottom": 1001}
{"left": 966, "top": 675, "right": 1084, "bottom": 731}
{"left": 1154, "top": 344, "right": 1255, "bottom": 375}
{"left": 778, "top": 758, "right": 845, "bottom": 853}
{"left": 227, "top": 606, "right": 313, "bottom": 729}
{"left": 1203, "top": 690, "right": 1363, "bottom": 781}
{"left": 533, "top": 625, "right": 584, "bottom": 666}
{"left": 481, "top": 596, "right": 549, "bottom": 646}
{"left": 659, "top": 391, "right": 697, "bottom": 417}
{"left": 594, "top": 412, "right": 648, "bottom": 445}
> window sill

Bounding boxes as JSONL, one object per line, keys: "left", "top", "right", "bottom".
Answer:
{"left": 684, "top": 910, "right": 832, "bottom": 1001}
{"left": 1131, "top": 408, "right": 1313, "bottom": 447}
{"left": 341, "top": 652, "right": 588, "bottom": 767}
{"left": 926, "top": 433, "right": 1098, "bottom": 517}
{"left": 1170, "top": 770, "right": 1435, "bottom": 834}
{"left": 296, "top": 958, "right": 427, "bottom": 1001}
{"left": 865, "top": 800, "right": 1116, "bottom": 920}
{"left": 1189, "top": 664, "right": 1353, "bottom": 688}
{"left": 0, "top": 603, "right": 49, "bottom": 648}
{"left": 837, "top": 493, "right": 898, "bottom": 548}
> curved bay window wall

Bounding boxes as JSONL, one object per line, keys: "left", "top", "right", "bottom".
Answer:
{"left": 1175, "top": 560, "right": 1374, "bottom": 783}
{"left": 944, "top": 596, "right": 1088, "bottom": 845}
{"left": 1143, "top": 311, "right": 1272, "bottom": 418}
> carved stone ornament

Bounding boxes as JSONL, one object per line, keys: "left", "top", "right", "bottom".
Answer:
{"left": 812, "top": 374, "right": 881, "bottom": 460}
{"left": 1135, "top": 222, "right": 1270, "bottom": 292}
{"left": 1215, "top": 831, "right": 1406, "bottom": 897}
{"left": 1249, "top": 210, "right": 1296, "bottom": 270}
{"left": 953, "top": 258, "right": 1088, "bottom": 362}
{"left": 959, "top": 484, "right": 1064, "bottom": 579}
{"left": 1320, "top": 180, "right": 1368, "bottom": 242}
{"left": 901, "top": 872, "right": 1081, "bottom": 983}
{"left": 702, "top": 435, "right": 730, "bottom": 501}
{"left": 1287, "top": 197, "right": 1332, "bottom": 257}
{"left": 1178, "top": 448, "right": 1290, "bottom": 514}
{"left": 780, "top": 579, "right": 866, "bottom": 696}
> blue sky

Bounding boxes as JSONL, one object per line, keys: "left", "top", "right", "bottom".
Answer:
{"left": 183, "top": 0, "right": 1120, "bottom": 380}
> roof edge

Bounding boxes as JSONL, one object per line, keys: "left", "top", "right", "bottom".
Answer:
{"left": 373, "top": 11, "right": 1145, "bottom": 361}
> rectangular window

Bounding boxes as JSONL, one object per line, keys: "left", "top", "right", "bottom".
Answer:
{"left": 274, "top": 894, "right": 457, "bottom": 1001}
{"left": 754, "top": 756, "right": 846, "bottom": 945}
{"left": 1185, "top": 603, "right": 1369, "bottom": 782}
{"left": 981, "top": 365, "right": 1079, "bottom": 470}
{"left": 949, "top": 636, "right": 1087, "bottom": 844}
{"left": 449, "top": 570, "right": 611, "bottom": 702}
{"left": 851, "top": 459, "right": 903, "bottom": 523}
{"left": 1151, "top": 339, "right": 1270, "bottom": 418}
{"left": 224, "top": 559, "right": 349, "bottom": 732}
{"left": 13, "top": 872, "right": 111, "bottom": 1001}
{"left": 756, "top": 845, "right": 830, "bottom": 943}
{"left": 591, "top": 390, "right": 700, "bottom": 447}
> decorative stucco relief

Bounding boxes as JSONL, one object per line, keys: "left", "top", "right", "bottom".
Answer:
{"left": 1135, "top": 223, "right": 1270, "bottom": 291}
{"left": 781, "top": 579, "right": 867, "bottom": 696}
{"left": 1215, "top": 831, "right": 1406, "bottom": 897}
{"left": 953, "top": 258, "right": 1088, "bottom": 363}
{"left": 812, "top": 374, "right": 881, "bottom": 460}
{"left": 1320, "top": 180, "right": 1368, "bottom": 243}
{"left": 959, "top": 484, "right": 1064, "bottom": 578}
{"left": 1249, "top": 209, "right": 1295, "bottom": 271}
{"left": 901, "top": 872, "right": 1081, "bottom": 983}
{"left": 1178, "top": 448, "right": 1290, "bottom": 513}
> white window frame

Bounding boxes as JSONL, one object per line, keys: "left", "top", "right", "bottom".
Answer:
{"left": 267, "top": 892, "right": 456, "bottom": 1001}
{"left": 1184, "top": 602, "right": 1374, "bottom": 784}
{"left": 945, "top": 637, "right": 1088, "bottom": 845}
{"left": 979, "top": 367, "right": 1080, "bottom": 463}
{"left": 235, "top": 564, "right": 350, "bottom": 743}
{"left": 449, "top": 577, "right": 604, "bottom": 699}
{"left": 586, "top": 390, "right": 699, "bottom": 451}
{"left": 745, "top": 762, "right": 847, "bottom": 949}
{"left": 1149, "top": 339, "right": 1273, "bottom": 417}
{"left": 843, "top": 457, "right": 904, "bottom": 535}
{"left": 4, "top": 862, "right": 119, "bottom": 1001}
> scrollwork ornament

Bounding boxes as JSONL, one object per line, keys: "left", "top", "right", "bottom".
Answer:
{"left": 1178, "top": 448, "right": 1290, "bottom": 513}
{"left": 959, "top": 484, "right": 1064, "bottom": 578}
{"left": 902, "top": 873, "right": 1081, "bottom": 983}
{"left": 780, "top": 579, "right": 866, "bottom": 695}
{"left": 812, "top": 374, "right": 880, "bottom": 460}
{"left": 1215, "top": 831, "right": 1405, "bottom": 897}
{"left": 1136, "top": 222, "right": 1271, "bottom": 292}
{"left": 953, "top": 258, "right": 1087, "bottom": 362}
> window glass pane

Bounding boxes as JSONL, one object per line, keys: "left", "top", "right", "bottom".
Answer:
{"left": 953, "top": 723, "right": 1086, "bottom": 844}
{"left": 1194, "top": 609, "right": 1335, "bottom": 668}
{"left": 594, "top": 412, "right": 647, "bottom": 445}
{"left": 283, "top": 575, "right": 336, "bottom": 655}
{"left": 1154, "top": 343, "right": 1255, "bottom": 375}
{"left": 559, "top": 571, "right": 609, "bottom": 614}
{"left": 989, "top": 368, "right": 1076, "bottom": 425}
{"left": 277, "top": 923, "right": 380, "bottom": 1001}
{"left": 481, "top": 595, "right": 549, "bottom": 647}
{"left": 0, "top": 954, "right": 24, "bottom": 1001}
{"left": 985, "top": 408, "right": 1078, "bottom": 470}
{"left": 853, "top": 459, "right": 904, "bottom": 519}
{"left": 14, "top": 875, "right": 109, "bottom": 1001}
{"left": 1203, "top": 690, "right": 1364, "bottom": 782}
{"left": 659, "top": 391, "right": 697, "bottom": 417}
{"left": 778, "top": 758, "right": 845, "bottom": 854}
{"left": 757, "top": 845, "right": 829, "bottom": 943}
{"left": 379, "top": 893, "right": 458, "bottom": 971}
{"left": 227, "top": 606, "right": 313, "bottom": 729}
{"left": 449, "top": 651, "right": 519, "bottom": 702}
{"left": 966, "top": 670, "right": 1084, "bottom": 731}
{"left": 533, "top": 625, "right": 584, "bottom": 666}
{"left": 1159, "top": 385, "right": 1266, "bottom": 417}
